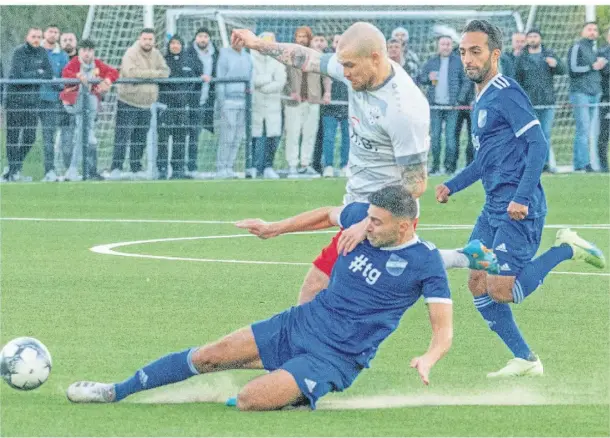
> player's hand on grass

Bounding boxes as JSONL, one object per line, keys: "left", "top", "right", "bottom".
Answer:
{"left": 410, "top": 355, "right": 433, "bottom": 385}
{"left": 435, "top": 184, "right": 451, "bottom": 203}
{"left": 235, "top": 219, "right": 279, "bottom": 239}
{"left": 507, "top": 201, "right": 528, "bottom": 221}
{"left": 231, "top": 29, "right": 259, "bottom": 49}
{"left": 337, "top": 219, "right": 369, "bottom": 256}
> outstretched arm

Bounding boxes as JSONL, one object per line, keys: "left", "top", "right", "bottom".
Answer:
{"left": 411, "top": 301, "right": 453, "bottom": 385}
{"left": 232, "top": 29, "right": 323, "bottom": 74}
{"left": 235, "top": 206, "right": 343, "bottom": 239}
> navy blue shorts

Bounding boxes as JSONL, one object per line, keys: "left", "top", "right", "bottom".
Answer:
{"left": 470, "top": 210, "right": 545, "bottom": 276}
{"left": 251, "top": 307, "right": 363, "bottom": 409}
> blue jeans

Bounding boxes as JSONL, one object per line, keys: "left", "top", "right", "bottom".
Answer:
{"left": 570, "top": 92, "right": 601, "bottom": 170}
{"left": 322, "top": 116, "right": 349, "bottom": 168}
{"left": 534, "top": 107, "right": 555, "bottom": 166}
{"left": 430, "top": 108, "right": 459, "bottom": 173}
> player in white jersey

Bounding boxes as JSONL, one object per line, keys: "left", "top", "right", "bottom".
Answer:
{"left": 232, "top": 23, "right": 497, "bottom": 304}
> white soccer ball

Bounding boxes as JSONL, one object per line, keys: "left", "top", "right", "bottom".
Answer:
{"left": 0, "top": 337, "right": 52, "bottom": 390}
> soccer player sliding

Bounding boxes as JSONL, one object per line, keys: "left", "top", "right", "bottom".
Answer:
{"left": 66, "top": 186, "right": 453, "bottom": 410}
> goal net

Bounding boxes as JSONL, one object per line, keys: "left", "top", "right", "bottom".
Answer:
{"left": 83, "top": 5, "right": 590, "bottom": 175}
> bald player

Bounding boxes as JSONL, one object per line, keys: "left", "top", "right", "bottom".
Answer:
{"left": 232, "top": 23, "right": 498, "bottom": 305}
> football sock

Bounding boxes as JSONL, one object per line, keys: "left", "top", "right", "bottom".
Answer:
{"left": 114, "top": 348, "right": 199, "bottom": 401}
{"left": 474, "top": 294, "right": 533, "bottom": 360}
{"left": 512, "top": 244, "right": 573, "bottom": 304}
{"left": 439, "top": 249, "right": 470, "bottom": 269}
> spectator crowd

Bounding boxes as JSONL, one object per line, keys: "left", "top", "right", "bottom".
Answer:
{"left": 1, "top": 21, "right": 609, "bottom": 182}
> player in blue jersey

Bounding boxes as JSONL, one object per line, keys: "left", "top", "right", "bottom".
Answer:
{"left": 436, "top": 20, "right": 606, "bottom": 378}
{"left": 66, "top": 185, "right": 453, "bottom": 410}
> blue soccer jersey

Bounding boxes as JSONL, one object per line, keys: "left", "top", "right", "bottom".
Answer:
{"left": 470, "top": 74, "right": 547, "bottom": 218}
{"left": 295, "top": 202, "right": 452, "bottom": 366}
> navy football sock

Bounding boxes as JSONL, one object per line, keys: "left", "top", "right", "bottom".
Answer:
{"left": 114, "top": 348, "right": 199, "bottom": 402}
{"left": 474, "top": 294, "right": 533, "bottom": 360}
{"left": 512, "top": 244, "right": 573, "bottom": 303}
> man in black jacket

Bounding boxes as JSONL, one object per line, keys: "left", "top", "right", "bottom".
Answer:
{"left": 184, "top": 27, "right": 218, "bottom": 175}
{"left": 568, "top": 21, "right": 607, "bottom": 172}
{"left": 157, "top": 35, "right": 200, "bottom": 180}
{"left": 3, "top": 27, "right": 53, "bottom": 181}
{"left": 597, "top": 28, "right": 610, "bottom": 173}
{"left": 515, "top": 28, "right": 566, "bottom": 172}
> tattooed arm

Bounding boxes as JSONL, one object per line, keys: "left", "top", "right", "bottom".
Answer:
{"left": 400, "top": 162, "right": 428, "bottom": 199}
{"left": 232, "top": 29, "right": 323, "bottom": 74}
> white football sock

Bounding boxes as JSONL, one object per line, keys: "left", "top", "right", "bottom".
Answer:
{"left": 440, "top": 249, "right": 469, "bottom": 269}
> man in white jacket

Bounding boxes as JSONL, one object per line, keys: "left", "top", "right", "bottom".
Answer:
{"left": 250, "top": 32, "right": 287, "bottom": 179}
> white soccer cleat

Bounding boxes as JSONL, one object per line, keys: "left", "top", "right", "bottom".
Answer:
{"left": 41, "top": 170, "right": 58, "bottom": 182}
{"left": 555, "top": 228, "right": 606, "bottom": 269}
{"left": 323, "top": 166, "right": 334, "bottom": 178}
{"left": 487, "top": 357, "right": 543, "bottom": 378}
{"left": 66, "top": 381, "right": 116, "bottom": 403}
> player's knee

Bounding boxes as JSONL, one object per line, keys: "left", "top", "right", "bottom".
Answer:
{"left": 189, "top": 343, "right": 227, "bottom": 373}
{"left": 235, "top": 388, "right": 268, "bottom": 411}
{"left": 298, "top": 267, "right": 329, "bottom": 305}
{"left": 468, "top": 272, "right": 487, "bottom": 295}
{"left": 487, "top": 282, "right": 513, "bottom": 303}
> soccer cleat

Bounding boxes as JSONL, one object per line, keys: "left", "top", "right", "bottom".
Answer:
{"left": 555, "top": 228, "right": 606, "bottom": 269}
{"left": 323, "top": 166, "right": 335, "bottom": 178}
{"left": 460, "top": 240, "right": 499, "bottom": 274}
{"left": 487, "top": 356, "right": 543, "bottom": 378}
{"left": 225, "top": 396, "right": 237, "bottom": 407}
{"left": 66, "top": 381, "right": 116, "bottom": 403}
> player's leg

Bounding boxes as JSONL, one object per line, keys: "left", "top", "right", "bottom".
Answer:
{"left": 66, "top": 326, "right": 262, "bottom": 403}
{"left": 235, "top": 369, "right": 306, "bottom": 411}
{"left": 487, "top": 219, "right": 605, "bottom": 304}
{"left": 298, "top": 230, "right": 344, "bottom": 304}
{"left": 468, "top": 213, "right": 536, "bottom": 369}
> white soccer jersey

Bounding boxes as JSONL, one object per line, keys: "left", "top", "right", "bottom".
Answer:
{"left": 321, "top": 53, "right": 430, "bottom": 205}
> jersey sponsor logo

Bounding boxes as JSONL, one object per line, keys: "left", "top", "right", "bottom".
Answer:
{"left": 350, "top": 116, "right": 361, "bottom": 127}
{"left": 367, "top": 106, "right": 381, "bottom": 126}
{"left": 495, "top": 243, "right": 507, "bottom": 252}
{"left": 385, "top": 254, "right": 408, "bottom": 276}
{"left": 304, "top": 378, "right": 317, "bottom": 393}
{"left": 478, "top": 109, "right": 487, "bottom": 128}
{"left": 350, "top": 131, "right": 378, "bottom": 152}
{"left": 349, "top": 254, "right": 382, "bottom": 285}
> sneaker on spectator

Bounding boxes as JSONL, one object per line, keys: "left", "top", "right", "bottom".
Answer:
{"left": 65, "top": 167, "right": 82, "bottom": 182}
{"left": 263, "top": 167, "right": 280, "bottom": 179}
{"left": 132, "top": 171, "right": 148, "bottom": 180}
{"left": 323, "top": 166, "right": 334, "bottom": 178}
{"left": 339, "top": 166, "right": 348, "bottom": 177}
{"left": 287, "top": 166, "right": 299, "bottom": 179}
{"left": 107, "top": 169, "right": 122, "bottom": 181}
{"left": 245, "top": 168, "right": 257, "bottom": 179}
{"left": 88, "top": 173, "right": 105, "bottom": 181}
{"left": 42, "top": 170, "right": 58, "bottom": 182}
{"left": 298, "top": 166, "right": 321, "bottom": 178}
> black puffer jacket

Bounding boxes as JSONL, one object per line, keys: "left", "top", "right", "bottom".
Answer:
{"left": 159, "top": 35, "right": 201, "bottom": 108}
{"left": 6, "top": 42, "right": 53, "bottom": 108}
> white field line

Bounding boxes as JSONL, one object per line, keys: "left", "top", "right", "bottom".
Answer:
{"left": 2, "top": 217, "right": 609, "bottom": 229}
{"left": 90, "top": 233, "right": 610, "bottom": 277}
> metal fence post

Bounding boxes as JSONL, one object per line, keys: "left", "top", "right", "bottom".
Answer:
{"left": 244, "top": 81, "right": 253, "bottom": 173}
{"left": 81, "top": 85, "right": 91, "bottom": 180}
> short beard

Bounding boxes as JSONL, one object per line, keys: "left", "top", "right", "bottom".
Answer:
{"left": 466, "top": 54, "right": 492, "bottom": 84}
{"left": 197, "top": 42, "right": 208, "bottom": 50}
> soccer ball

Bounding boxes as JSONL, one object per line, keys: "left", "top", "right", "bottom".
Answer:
{"left": 0, "top": 337, "right": 52, "bottom": 390}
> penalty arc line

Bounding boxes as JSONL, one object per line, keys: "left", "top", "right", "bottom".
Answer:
{"left": 90, "top": 233, "right": 610, "bottom": 277}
